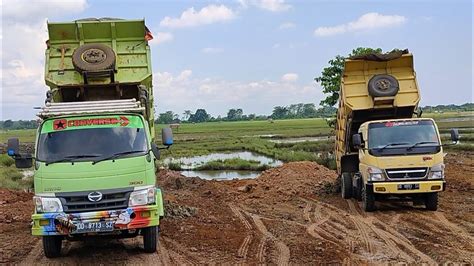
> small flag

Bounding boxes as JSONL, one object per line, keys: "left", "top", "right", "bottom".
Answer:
{"left": 145, "top": 26, "right": 153, "bottom": 41}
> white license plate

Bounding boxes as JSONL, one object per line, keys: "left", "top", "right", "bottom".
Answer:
{"left": 397, "top": 184, "right": 420, "bottom": 190}
{"left": 74, "top": 221, "right": 114, "bottom": 233}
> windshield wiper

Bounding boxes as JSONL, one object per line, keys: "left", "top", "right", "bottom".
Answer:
{"left": 92, "top": 150, "right": 147, "bottom": 165}
{"left": 45, "top": 154, "right": 101, "bottom": 166}
{"left": 407, "top": 141, "right": 439, "bottom": 150}
{"left": 375, "top": 142, "right": 410, "bottom": 151}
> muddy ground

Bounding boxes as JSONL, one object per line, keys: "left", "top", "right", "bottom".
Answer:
{"left": 1, "top": 153, "right": 473, "bottom": 264}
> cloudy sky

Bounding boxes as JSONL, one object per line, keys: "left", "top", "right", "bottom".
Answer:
{"left": 1, "top": 0, "right": 472, "bottom": 120}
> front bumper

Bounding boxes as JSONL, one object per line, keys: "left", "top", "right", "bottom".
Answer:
{"left": 369, "top": 180, "right": 445, "bottom": 194}
{"left": 32, "top": 189, "right": 164, "bottom": 236}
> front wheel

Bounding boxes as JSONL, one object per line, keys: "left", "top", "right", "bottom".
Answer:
{"left": 425, "top": 192, "right": 438, "bottom": 211}
{"left": 142, "top": 226, "right": 159, "bottom": 253}
{"left": 341, "top": 173, "right": 353, "bottom": 199}
{"left": 43, "top": 236, "right": 62, "bottom": 258}
{"left": 362, "top": 185, "right": 376, "bottom": 212}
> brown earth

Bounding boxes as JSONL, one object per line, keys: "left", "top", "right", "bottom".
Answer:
{"left": 0, "top": 152, "right": 473, "bottom": 264}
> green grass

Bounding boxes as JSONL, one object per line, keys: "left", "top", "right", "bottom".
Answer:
{"left": 0, "top": 154, "right": 33, "bottom": 190}
{"left": 195, "top": 158, "right": 271, "bottom": 171}
{"left": 0, "top": 129, "right": 36, "bottom": 143}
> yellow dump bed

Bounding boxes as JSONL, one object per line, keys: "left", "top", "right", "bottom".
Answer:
{"left": 335, "top": 52, "right": 421, "bottom": 174}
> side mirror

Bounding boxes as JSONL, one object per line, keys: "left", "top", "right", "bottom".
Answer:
{"left": 450, "top": 128, "right": 460, "bottom": 143}
{"left": 7, "top": 138, "right": 20, "bottom": 156}
{"left": 162, "top": 127, "right": 173, "bottom": 146}
{"left": 352, "top": 134, "right": 362, "bottom": 149}
{"left": 7, "top": 138, "right": 33, "bottom": 168}
{"left": 151, "top": 143, "right": 160, "bottom": 160}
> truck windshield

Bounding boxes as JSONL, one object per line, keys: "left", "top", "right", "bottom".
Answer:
{"left": 37, "top": 127, "right": 147, "bottom": 163}
{"left": 368, "top": 120, "right": 440, "bottom": 156}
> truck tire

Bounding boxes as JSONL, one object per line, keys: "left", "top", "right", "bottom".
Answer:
{"left": 142, "top": 226, "right": 159, "bottom": 253}
{"left": 72, "top": 43, "right": 116, "bottom": 73}
{"left": 362, "top": 185, "right": 376, "bottom": 212}
{"left": 368, "top": 74, "right": 399, "bottom": 97}
{"left": 354, "top": 178, "right": 362, "bottom": 201}
{"left": 425, "top": 192, "right": 438, "bottom": 211}
{"left": 341, "top": 173, "right": 352, "bottom": 199}
{"left": 43, "top": 236, "right": 62, "bottom": 258}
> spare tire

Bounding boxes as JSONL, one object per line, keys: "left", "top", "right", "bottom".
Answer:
{"left": 72, "top": 43, "right": 115, "bottom": 73}
{"left": 368, "top": 74, "right": 399, "bottom": 97}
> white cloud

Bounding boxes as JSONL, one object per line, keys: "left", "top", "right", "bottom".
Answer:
{"left": 314, "top": 12, "right": 406, "bottom": 37}
{"left": 1, "top": 0, "right": 89, "bottom": 119}
{"left": 240, "top": 0, "right": 292, "bottom": 12}
{"left": 2, "top": 0, "right": 88, "bottom": 21}
{"left": 160, "top": 4, "right": 236, "bottom": 28}
{"left": 201, "top": 47, "right": 224, "bottom": 54}
{"left": 279, "top": 22, "right": 295, "bottom": 29}
{"left": 154, "top": 70, "right": 322, "bottom": 117}
{"left": 272, "top": 43, "right": 281, "bottom": 49}
{"left": 281, "top": 73, "right": 298, "bottom": 82}
{"left": 149, "top": 32, "right": 174, "bottom": 45}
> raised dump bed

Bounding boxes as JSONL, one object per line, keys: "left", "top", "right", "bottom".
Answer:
{"left": 44, "top": 18, "right": 154, "bottom": 137}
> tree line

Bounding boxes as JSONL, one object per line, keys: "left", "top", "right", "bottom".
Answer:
{"left": 156, "top": 103, "right": 336, "bottom": 124}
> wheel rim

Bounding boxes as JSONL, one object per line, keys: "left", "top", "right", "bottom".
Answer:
{"left": 81, "top": 48, "right": 107, "bottom": 64}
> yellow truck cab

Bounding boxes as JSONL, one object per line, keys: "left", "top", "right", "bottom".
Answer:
{"left": 335, "top": 51, "right": 459, "bottom": 211}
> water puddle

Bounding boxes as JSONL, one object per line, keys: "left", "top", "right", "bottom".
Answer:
{"left": 180, "top": 170, "right": 261, "bottom": 180}
{"left": 163, "top": 151, "right": 282, "bottom": 180}
{"left": 164, "top": 151, "right": 282, "bottom": 170}
{"left": 268, "top": 136, "right": 333, "bottom": 144}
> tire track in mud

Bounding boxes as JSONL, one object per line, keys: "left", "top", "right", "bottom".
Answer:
{"left": 302, "top": 201, "right": 342, "bottom": 246}
{"left": 346, "top": 200, "right": 436, "bottom": 263}
{"left": 250, "top": 214, "right": 290, "bottom": 266}
{"left": 229, "top": 204, "right": 253, "bottom": 261}
{"left": 346, "top": 200, "right": 374, "bottom": 255}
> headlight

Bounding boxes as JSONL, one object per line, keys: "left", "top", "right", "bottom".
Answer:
{"left": 129, "top": 187, "right": 156, "bottom": 207}
{"left": 33, "top": 196, "right": 63, "bottom": 213}
{"left": 368, "top": 166, "right": 385, "bottom": 181}
{"left": 428, "top": 163, "right": 444, "bottom": 179}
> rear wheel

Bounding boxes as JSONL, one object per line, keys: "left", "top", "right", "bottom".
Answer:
{"left": 142, "top": 226, "right": 159, "bottom": 253}
{"left": 341, "top": 173, "right": 353, "bottom": 199}
{"left": 362, "top": 185, "right": 376, "bottom": 212}
{"left": 425, "top": 192, "right": 438, "bottom": 211}
{"left": 43, "top": 236, "right": 62, "bottom": 258}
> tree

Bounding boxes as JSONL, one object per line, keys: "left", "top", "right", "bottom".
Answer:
{"left": 3, "top": 120, "right": 13, "bottom": 128}
{"left": 302, "top": 103, "right": 317, "bottom": 117}
{"left": 315, "top": 47, "right": 383, "bottom": 107}
{"left": 157, "top": 111, "right": 175, "bottom": 124}
{"left": 271, "top": 106, "right": 289, "bottom": 119}
{"left": 183, "top": 110, "right": 192, "bottom": 121}
{"left": 227, "top": 108, "right": 243, "bottom": 121}
{"left": 189, "top": 109, "right": 210, "bottom": 123}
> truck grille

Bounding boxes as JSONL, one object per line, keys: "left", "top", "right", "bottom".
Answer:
{"left": 57, "top": 188, "right": 133, "bottom": 213}
{"left": 385, "top": 168, "right": 428, "bottom": 180}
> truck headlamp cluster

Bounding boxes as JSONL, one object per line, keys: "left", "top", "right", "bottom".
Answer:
{"left": 33, "top": 196, "right": 63, "bottom": 213}
{"left": 129, "top": 187, "right": 156, "bottom": 207}
{"left": 428, "top": 163, "right": 445, "bottom": 179}
{"left": 368, "top": 166, "right": 385, "bottom": 181}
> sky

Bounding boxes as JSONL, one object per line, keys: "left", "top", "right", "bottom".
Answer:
{"left": 1, "top": 0, "right": 473, "bottom": 120}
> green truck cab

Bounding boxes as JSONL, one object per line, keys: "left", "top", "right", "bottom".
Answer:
{"left": 6, "top": 18, "right": 171, "bottom": 257}
{"left": 335, "top": 51, "right": 460, "bottom": 212}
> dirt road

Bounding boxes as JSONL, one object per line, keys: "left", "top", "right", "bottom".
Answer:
{"left": 1, "top": 153, "right": 473, "bottom": 264}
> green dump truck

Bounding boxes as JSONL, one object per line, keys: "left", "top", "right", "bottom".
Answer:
{"left": 335, "top": 51, "right": 459, "bottom": 212}
{"left": 7, "top": 18, "right": 172, "bottom": 257}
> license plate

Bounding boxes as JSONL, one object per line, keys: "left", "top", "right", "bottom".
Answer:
{"left": 397, "top": 184, "right": 420, "bottom": 190}
{"left": 74, "top": 221, "right": 114, "bottom": 233}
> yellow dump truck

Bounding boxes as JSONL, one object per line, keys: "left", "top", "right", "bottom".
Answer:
{"left": 335, "top": 51, "right": 459, "bottom": 211}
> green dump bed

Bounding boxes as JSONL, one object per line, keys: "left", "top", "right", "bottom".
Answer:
{"left": 44, "top": 18, "right": 155, "bottom": 140}
{"left": 46, "top": 19, "right": 152, "bottom": 88}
